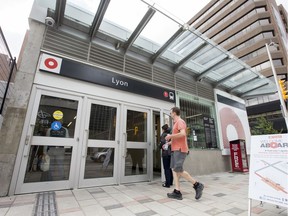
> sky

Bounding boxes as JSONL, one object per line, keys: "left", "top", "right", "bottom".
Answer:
{"left": 0, "top": 0, "right": 287, "bottom": 59}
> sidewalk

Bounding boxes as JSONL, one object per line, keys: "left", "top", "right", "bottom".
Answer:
{"left": 0, "top": 172, "right": 287, "bottom": 216}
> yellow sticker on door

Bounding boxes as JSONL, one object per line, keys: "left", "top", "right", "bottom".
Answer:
{"left": 53, "top": 110, "right": 63, "bottom": 120}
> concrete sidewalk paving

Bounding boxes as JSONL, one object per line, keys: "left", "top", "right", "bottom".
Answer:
{"left": 0, "top": 172, "right": 287, "bottom": 216}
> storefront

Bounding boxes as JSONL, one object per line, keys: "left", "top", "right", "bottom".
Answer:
{"left": 11, "top": 53, "right": 174, "bottom": 194}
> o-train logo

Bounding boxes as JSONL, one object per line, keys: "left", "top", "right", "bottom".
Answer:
{"left": 260, "top": 142, "right": 288, "bottom": 148}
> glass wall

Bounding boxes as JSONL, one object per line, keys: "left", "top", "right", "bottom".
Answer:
{"left": 177, "top": 92, "right": 218, "bottom": 149}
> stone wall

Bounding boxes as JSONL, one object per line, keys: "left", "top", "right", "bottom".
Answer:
{"left": 184, "top": 150, "right": 232, "bottom": 176}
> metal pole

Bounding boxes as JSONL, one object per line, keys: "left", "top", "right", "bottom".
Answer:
{"left": 265, "top": 43, "right": 288, "bottom": 129}
{"left": 248, "top": 199, "right": 252, "bottom": 216}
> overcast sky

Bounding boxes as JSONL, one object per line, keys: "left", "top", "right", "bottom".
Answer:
{"left": 0, "top": 0, "right": 287, "bottom": 59}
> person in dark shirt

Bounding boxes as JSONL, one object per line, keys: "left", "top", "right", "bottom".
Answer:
{"left": 160, "top": 124, "right": 173, "bottom": 188}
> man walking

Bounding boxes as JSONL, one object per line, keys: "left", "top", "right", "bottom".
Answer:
{"left": 165, "top": 107, "right": 204, "bottom": 200}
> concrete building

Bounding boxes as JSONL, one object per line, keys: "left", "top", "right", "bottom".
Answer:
{"left": 0, "top": 0, "right": 278, "bottom": 196}
{"left": 187, "top": 0, "right": 288, "bottom": 132}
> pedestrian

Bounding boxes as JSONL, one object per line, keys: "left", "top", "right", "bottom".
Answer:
{"left": 159, "top": 124, "right": 173, "bottom": 188}
{"left": 165, "top": 107, "right": 204, "bottom": 200}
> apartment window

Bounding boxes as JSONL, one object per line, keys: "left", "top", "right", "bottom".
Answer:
{"left": 263, "top": 32, "right": 274, "bottom": 38}
{"left": 251, "top": 60, "right": 283, "bottom": 73}
{"left": 239, "top": 45, "right": 278, "bottom": 61}
{"left": 199, "top": 0, "right": 239, "bottom": 33}
{"left": 211, "top": 6, "right": 267, "bottom": 42}
{"left": 256, "top": 7, "right": 266, "bottom": 13}
{"left": 191, "top": 0, "right": 224, "bottom": 28}
{"left": 229, "top": 31, "right": 274, "bottom": 53}
{"left": 273, "top": 59, "right": 283, "bottom": 67}
{"left": 220, "top": 19, "right": 270, "bottom": 47}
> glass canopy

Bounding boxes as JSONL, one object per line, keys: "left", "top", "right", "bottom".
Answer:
{"left": 33, "top": 0, "right": 277, "bottom": 98}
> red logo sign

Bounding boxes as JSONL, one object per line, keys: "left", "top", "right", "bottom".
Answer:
{"left": 44, "top": 58, "right": 58, "bottom": 69}
{"left": 163, "top": 91, "right": 168, "bottom": 98}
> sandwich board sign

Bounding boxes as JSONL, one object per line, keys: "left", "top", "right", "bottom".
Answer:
{"left": 248, "top": 134, "right": 288, "bottom": 208}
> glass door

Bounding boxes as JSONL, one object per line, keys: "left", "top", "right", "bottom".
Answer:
{"left": 120, "top": 105, "right": 151, "bottom": 183}
{"left": 15, "top": 89, "right": 83, "bottom": 194}
{"left": 78, "top": 99, "right": 120, "bottom": 187}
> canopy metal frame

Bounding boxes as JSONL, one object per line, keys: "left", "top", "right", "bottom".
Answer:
{"left": 43, "top": 0, "right": 277, "bottom": 98}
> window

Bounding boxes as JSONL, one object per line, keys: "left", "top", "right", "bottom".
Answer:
{"left": 179, "top": 97, "right": 218, "bottom": 149}
{"left": 89, "top": 104, "right": 117, "bottom": 140}
{"left": 33, "top": 95, "right": 78, "bottom": 138}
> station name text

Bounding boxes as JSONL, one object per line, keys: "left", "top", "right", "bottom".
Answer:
{"left": 112, "top": 77, "right": 129, "bottom": 87}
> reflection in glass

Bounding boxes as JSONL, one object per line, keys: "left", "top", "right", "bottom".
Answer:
{"left": 24, "top": 145, "right": 72, "bottom": 183}
{"left": 125, "top": 148, "right": 147, "bottom": 176}
{"left": 65, "top": 0, "right": 100, "bottom": 25}
{"left": 33, "top": 95, "right": 78, "bottom": 138}
{"left": 89, "top": 104, "right": 117, "bottom": 140}
{"left": 84, "top": 147, "right": 114, "bottom": 179}
{"left": 126, "top": 110, "right": 147, "bottom": 142}
{"left": 179, "top": 98, "right": 217, "bottom": 149}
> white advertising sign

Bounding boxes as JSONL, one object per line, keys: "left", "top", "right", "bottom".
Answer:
{"left": 214, "top": 89, "right": 251, "bottom": 155}
{"left": 248, "top": 134, "right": 288, "bottom": 208}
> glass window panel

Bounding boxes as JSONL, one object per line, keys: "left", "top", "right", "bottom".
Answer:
{"left": 160, "top": 49, "right": 182, "bottom": 64}
{"left": 236, "top": 78, "right": 268, "bottom": 93}
{"left": 33, "top": 95, "right": 78, "bottom": 138}
{"left": 24, "top": 145, "right": 72, "bottom": 183}
{"left": 85, "top": 147, "right": 114, "bottom": 178}
{"left": 169, "top": 30, "right": 194, "bottom": 52}
{"left": 125, "top": 148, "right": 147, "bottom": 175}
{"left": 224, "top": 70, "right": 256, "bottom": 87}
{"left": 35, "top": 0, "right": 56, "bottom": 10}
{"left": 206, "top": 71, "right": 224, "bottom": 82}
{"left": 65, "top": 0, "right": 100, "bottom": 25}
{"left": 134, "top": 10, "right": 180, "bottom": 52}
{"left": 176, "top": 37, "right": 205, "bottom": 57}
{"left": 162, "top": 30, "right": 207, "bottom": 64}
{"left": 209, "top": 59, "right": 235, "bottom": 73}
{"left": 179, "top": 98, "right": 217, "bottom": 149}
{"left": 172, "top": 33, "right": 204, "bottom": 56}
{"left": 198, "top": 53, "right": 228, "bottom": 68}
{"left": 242, "top": 83, "right": 276, "bottom": 96}
{"left": 126, "top": 110, "right": 147, "bottom": 142}
{"left": 89, "top": 104, "right": 117, "bottom": 140}
{"left": 100, "top": 0, "right": 148, "bottom": 36}
{"left": 190, "top": 43, "right": 214, "bottom": 60}
{"left": 183, "top": 61, "right": 203, "bottom": 74}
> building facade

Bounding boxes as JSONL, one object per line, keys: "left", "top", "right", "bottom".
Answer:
{"left": 187, "top": 0, "right": 288, "bottom": 132}
{"left": 0, "top": 0, "right": 278, "bottom": 196}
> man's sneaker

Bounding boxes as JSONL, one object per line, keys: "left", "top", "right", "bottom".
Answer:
{"left": 194, "top": 182, "right": 204, "bottom": 200}
{"left": 167, "top": 189, "right": 183, "bottom": 200}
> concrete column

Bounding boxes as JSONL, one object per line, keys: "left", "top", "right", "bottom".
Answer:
{"left": 0, "top": 20, "right": 45, "bottom": 196}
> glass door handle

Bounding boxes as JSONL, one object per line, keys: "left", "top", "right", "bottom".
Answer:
{"left": 83, "top": 129, "right": 89, "bottom": 158}
{"left": 24, "top": 124, "right": 35, "bottom": 157}
{"left": 123, "top": 132, "right": 127, "bottom": 158}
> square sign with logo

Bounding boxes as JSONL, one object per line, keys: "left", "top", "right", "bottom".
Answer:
{"left": 39, "top": 53, "right": 62, "bottom": 74}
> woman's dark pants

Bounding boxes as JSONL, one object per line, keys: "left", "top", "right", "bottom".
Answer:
{"left": 163, "top": 156, "right": 173, "bottom": 186}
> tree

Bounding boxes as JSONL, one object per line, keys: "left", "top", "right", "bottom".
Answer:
{"left": 250, "top": 116, "right": 280, "bottom": 135}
